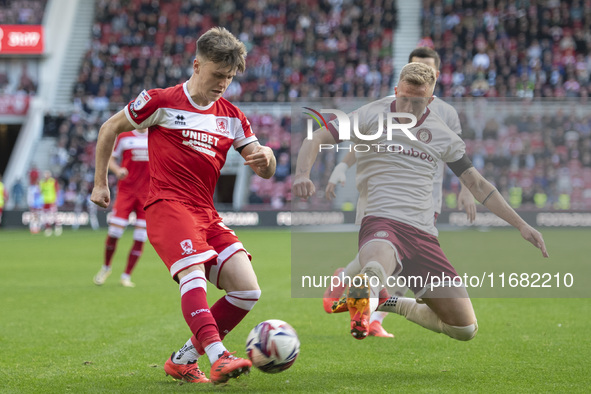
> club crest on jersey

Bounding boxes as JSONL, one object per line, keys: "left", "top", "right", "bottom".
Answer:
{"left": 374, "top": 231, "right": 389, "bottom": 238}
{"left": 416, "top": 128, "right": 432, "bottom": 144}
{"left": 133, "top": 90, "right": 152, "bottom": 111}
{"left": 180, "top": 239, "right": 197, "bottom": 255}
{"left": 216, "top": 118, "right": 229, "bottom": 135}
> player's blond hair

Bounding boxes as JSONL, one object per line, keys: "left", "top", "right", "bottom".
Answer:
{"left": 398, "top": 62, "right": 437, "bottom": 90}
{"left": 195, "top": 27, "right": 247, "bottom": 73}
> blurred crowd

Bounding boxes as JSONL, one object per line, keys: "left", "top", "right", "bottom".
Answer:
{"left": 37, "top": 113, "right": 97, "bottom": 213}
{"left": 442, "top": 106, "right": 591, "bottom": 210}
{"left": 0, "top": 0, "right": 47, "bottom": 24}
{"left": 419, "top": 0, "right": 591, "bottom": 209}
{"left": 72, "top": 0, "right": 396, "bottom": 116}
{"left": 0, "top": 62, "right": 39, "bottom": 95}
{"left": 421, "top": 0, "right": 591, "bottom": 98}
{"left": 0, "top": 0, "right": 43, "bottom": 95}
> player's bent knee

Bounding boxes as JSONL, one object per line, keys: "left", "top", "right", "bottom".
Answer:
{"left": 133, "top": 227, "right": 148, "bottom": 242}
{"left": 107, "top": 225, "right": 125, "bottom": 239}
{"left": 226, "top": 289, "right": 261, "bottom": 311}
{"left": 442, "top": 321, "right": 478, "bottom": 341}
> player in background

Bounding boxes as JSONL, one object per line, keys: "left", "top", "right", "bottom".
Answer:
{"left": 72, "top": 181, "right": 99, "bottom": 231}
{"left": 0, "top": 174, "right": 6, "bottom": 226}
{"left": 294, "top": 62, "right": 548, "bottom": 342}
{"left": 39, "top": 170, "right": 62, "bottom": 236}
{"left": 27, "top": 179, "right": 43, "bottom": 233}
{"left": 29, "top": 165, "right": 39, "bottom": 186}
{"left": 93, "top": 128, "right": 149, "bottom": 288}
{"left": 27, "top": 166, "right": 42, "bottom": 233}
{"left": 91, "top": 27, "right": 276, "bottom": 384}
{"left": 322, "top": 48, "right": 477, "bottom": 338}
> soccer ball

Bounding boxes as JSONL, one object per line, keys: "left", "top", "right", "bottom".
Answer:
{"left": 245, "top": 319, "right": 300, "bottom": 373}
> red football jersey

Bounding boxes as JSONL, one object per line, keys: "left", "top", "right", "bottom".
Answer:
{"left": 112, "top": 130, "right": 150, "bottom": 196}
{"left": 123, "top": 82, "right": 257, "bottom": 210}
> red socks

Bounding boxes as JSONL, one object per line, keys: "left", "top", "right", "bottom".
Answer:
{"left": 104, "top": 236, "right": 118, "bottom": 267}
{"left": 124, "top": 240, "right": 144, "bottom": 275}
{"left": 179, "top": 271, "right": 220, "bottom": 348}
{"left": 190, "top": 289, "right": 261, "bottom": 354}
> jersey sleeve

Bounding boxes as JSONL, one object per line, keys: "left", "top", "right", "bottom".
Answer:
{"left": 232, "top": 110, "right": 258, "bottom": 150}
{"left": 434, "top": 98, "right": 462, "bottom": 135}
{"left": 446, "top": 107, "right": 462, "bottom": 135}
{"left": 111, "top": 134, "right": 123, "bottom": 159}
{"left": 124, "top": 89, "right": 163, "bottom": 129}
{"left": 442, "top": 134, "right": 466, "bottom": 164}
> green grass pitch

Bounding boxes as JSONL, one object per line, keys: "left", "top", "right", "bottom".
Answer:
{"left": 1, "top": 228, "right": 590, "bottom": 392}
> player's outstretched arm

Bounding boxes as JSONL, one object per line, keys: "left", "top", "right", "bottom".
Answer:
{"left": 241, "top": 142, "right": 276, "bottom": 179}
{"left": 457, "top": 182, "right": 476, "bottom": 222}
{"left": 325, "top": 150, "right": 357, "bottom": 200}
{"left": 457, "top": 167, "right": 549, "bottom": 258}
{"left": 91, "top": 110, "right": 135, "bottom": 208}
{"left": 293, "top": 127, "right": 336, "bottom": 199}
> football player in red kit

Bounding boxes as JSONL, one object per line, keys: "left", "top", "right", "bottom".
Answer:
{"left": 93, "top": 128, "right": 149, "bottom": 288}
{"left": 91, "top": 27, "right": 276, "bottom": 384}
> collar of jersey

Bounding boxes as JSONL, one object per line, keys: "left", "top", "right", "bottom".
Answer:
{"left": 183, "top": 82, "right": 215, "bottom": 111}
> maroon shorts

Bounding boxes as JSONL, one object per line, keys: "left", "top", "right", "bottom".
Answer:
{"left": 145, "top": 200, "right": 250, "bottom": 286}
{"left": 109, "top": 191, "right": 147, "bottom": 227}
{"left": 359, "top": 215, "right": 460, "bottom": 297}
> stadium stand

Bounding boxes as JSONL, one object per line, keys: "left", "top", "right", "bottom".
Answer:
{"left": 420, "top": 0, "right": 591, "bottom": 210}
{"left": 72, "top": 0, "right": 397, "bottom": 106}
{"left": 0, "top": 0, "right": 47, "bottom": 25}
{"left": 445, "top": 105, "right": 591, "bottom": 210}
{"left": 421, "top": 0, "right": 591, "bottom": 99}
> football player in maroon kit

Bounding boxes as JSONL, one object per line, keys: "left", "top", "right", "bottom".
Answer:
{"left": 91, "top": 27, "right": 276, "bottom": 384}
{"left": 294, "top": 62, "right": 547, "bottom": 343}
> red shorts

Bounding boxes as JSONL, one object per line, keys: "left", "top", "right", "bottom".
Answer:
{"left": 145, "top": 200, "right": 250, "bottom": 286}
{"left": 43, "top": 203, "right": 56, "bottom": 212}
{"left": 359, "top": 216, "right": 460, "bottom": 298}
{"left": 109, "top": 191, "right": 147, "bottom": 227}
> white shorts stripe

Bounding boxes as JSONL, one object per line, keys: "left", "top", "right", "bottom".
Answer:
{"left": 170, "top": 250, "right": 217, "bottom": 278}
{"left": 109, "top": 216, "right": 129, "bottom": 227}
{"left": 217, "top": 242, "right": 247, "bottom": 263}
{"left": 209, "top": 242, "right": 249, "bottom": 288}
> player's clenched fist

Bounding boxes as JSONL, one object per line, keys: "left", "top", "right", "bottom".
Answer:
{"left": 293, "top": 176, "right": 315, "bottom": 199}
{"left": 243, "top": 145, "right": 274, "bottom": 168}
{"left": 242, "top": 143, "right": 276, "bottom": 179}
{"left": 91, "top": 186, "right": 111, "bottom": 208}
{"left": 115, "top": 167, "right": 129, "bottom": 180}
